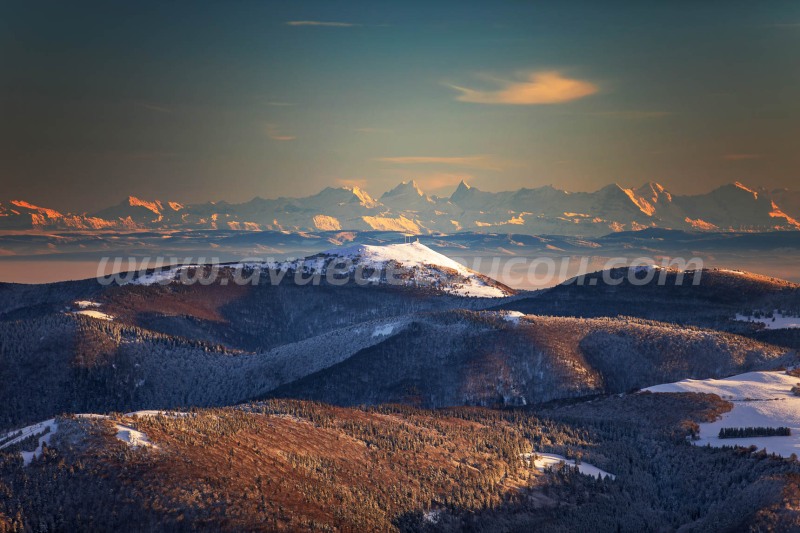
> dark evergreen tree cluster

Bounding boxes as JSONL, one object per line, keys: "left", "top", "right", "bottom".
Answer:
{"left": 718, "top": 426, "right": 791, "bottom": 439}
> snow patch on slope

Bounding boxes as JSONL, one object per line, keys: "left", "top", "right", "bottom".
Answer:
{"left": 74, "top": 309, "right": 114, "bottom": 321}
{"left": 372, "top": 324, "right": 396, "bottom": 337}
{"left": 72, "top": 300, "right": 113, "bottom": 320}
{"left": 130, "top": 264, "right": 210, "bottom": 286}
{"left": 114, "top": 424, "right": 157, "bottom": 448}
{"left": 501, "top": 311, "right": 525, "bottom": 324}
{"left": 132, "top": 267, "right": 184, "bottom": 285}
{"left": 124, "top": 410, "right": 190, "bottom": 418}
{"left": 735, "top": 312, "right": 800, "bottom": 330}
{"left": 74, "top": 300, "right": 102, "bottom": 309}
{"left": 524, "top": 452, "right": 615, "bottom": 479}
{"left": 0, "top": 419, "right": 58, "bottom": 466}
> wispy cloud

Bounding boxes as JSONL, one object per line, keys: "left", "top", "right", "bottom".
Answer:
{"left": 723, "top": 153, "right": 762, "bottom": 161}
{"left": 286, "top": 20, "right": 358, "bottom": 27}
{"left": 589, "top": 110, "right": 671, "bottom": 119}
{"left": 375, "top": 155, "right": 504, "bottom": 170}
{"left": 265, "top": 123, "right": 296, "bottom": 141}
{"left": 267, "top": 101, "right": 296, "bottom": 107}
{"left": 356, "top": 127, "right": 392, "bottom": 134}
{"left": 447, "top": 70, "right": 598, "bottom": 105}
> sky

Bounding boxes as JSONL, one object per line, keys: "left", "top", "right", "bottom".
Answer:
{"left": 1, "top": 0, "right": 799, "bottom": 212}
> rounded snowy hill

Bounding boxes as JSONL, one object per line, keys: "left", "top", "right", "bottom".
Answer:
{"left": 316, "top": 241, "right": 515, "bottom": 298}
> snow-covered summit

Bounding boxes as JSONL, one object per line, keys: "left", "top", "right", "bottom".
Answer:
{"left": 381, "top": 180, "right": 425, "bottom": 199}
{"left": 322, "top": 242, "right": 469, "bottom": 274}
{"left": 320, "top": 241, "right": 513, "bottom": 298}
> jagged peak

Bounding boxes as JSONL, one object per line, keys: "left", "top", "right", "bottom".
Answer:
{"left": 9, "top": 200, "right": 64, "bottom": 218}
{"left": 596, "top": 183, "right": 629, "bottom": 195}
{"left": 349, "top": 186, "right": 379, "bottom": 208}
{"left": 637, "top": 181, "right": 667, "bottom": 193}
{"left": 709, "top": 182, "right": 760, "bottom": 200}
{"left": 635, "top": 181, "right": 672, "bottom": 203}
{"left": 593, "top": 184, "right": 659, "bottom": 217}
{"left": 382, "top": 180, "right": 425, "bottom": 198}
{"left": 450, "top": 180, "right": 474, "bottom": 201}
{"left": 314, "top": 186, "right": 380, "bottom": 207}
{"left": 733, "top": 181, "right": 758, "bottom": 198}
{"left": 125, "top": 196, "right": 163, "bottom": 214}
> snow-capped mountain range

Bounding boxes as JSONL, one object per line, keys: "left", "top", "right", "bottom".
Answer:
{"left": 2, "top": 180, "right": 799, "bottom": 236}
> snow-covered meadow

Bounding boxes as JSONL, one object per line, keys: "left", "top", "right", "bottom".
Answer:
{"left": 735, "top": 312, "right": 800, "bottom": 330}
{"left": 522, "top": 452, "right": 616, "bottom": 479}
{"left": 646, "top": 371, "right": 800, "bottom": 458}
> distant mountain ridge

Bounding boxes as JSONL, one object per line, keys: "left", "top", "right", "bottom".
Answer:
{"left": 2, "top": 180, "right": 799, "bottom": 236}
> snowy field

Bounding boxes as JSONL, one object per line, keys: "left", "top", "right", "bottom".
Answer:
{"left": 502, "top": 310, "right": 525, "bottom": 324}
{"left": 646, "top": 371, "right": 800, "bottom": 457}
{"left": 72, "top": 300, "right": 114, "bottom": 320}
{"left": 735, "top": 312, "right": 800, "bottom": 330}
{"left": 0, "top": 419, "right": 58, "bottom": 466}
{"left": 523, "top": 452, "right": 616, "bottom": 479}
{"left": 74, "top": 309, "right": 114, "bottom": 320}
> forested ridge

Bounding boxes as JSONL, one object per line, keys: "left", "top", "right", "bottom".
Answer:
{"left": 2, "top": 394, "right": 799, "bottom": 532}
{"left": 2, "top": 265, "right": 800, "bottom": 531}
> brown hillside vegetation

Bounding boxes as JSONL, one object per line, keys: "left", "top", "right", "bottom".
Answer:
{"left": 102, "top": 281, "right": 250, "bottom": 324}
{"left": 1, "top": 403, "right": 567, "bottom": 532}
{"left": 93, "top": 404, "right": 539, "bottom": 531}
{"left": 4, "top": 394, "right": 800, "bottom": 532}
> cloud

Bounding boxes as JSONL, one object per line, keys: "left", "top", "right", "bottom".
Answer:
{"left": 94, "top": 150, "right": 177, "bottom": 161}
{"left": 356, "top": 127, "right": 392, "bottom": 134}
{"left": 286, "top": 20, "right": 358, "bottom": 27}
{"left": 265, "top": 123, "right": 296, "bottom": 141}
{"left": 589, "top": 110, "right": 671, "bottom": 119}
{"left": 723, "top": 153, "right": 762, "bottom": 161}
{"left": 267, "top": 101, "right": 296, "bottom": 107}
{"left": 374, "top": 155, "right": 504, "bottom": 170}
{"left": 447, "top": 70, "right": 598, "bottom": 105}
